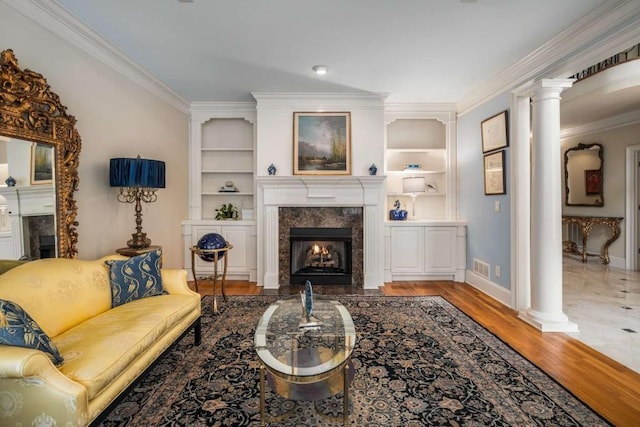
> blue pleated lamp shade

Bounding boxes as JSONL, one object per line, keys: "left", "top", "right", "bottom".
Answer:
{"left": 109, "top": 157, "right": 165, "bottom": 188}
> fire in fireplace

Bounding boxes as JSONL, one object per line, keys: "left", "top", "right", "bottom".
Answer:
{"left": 290, "top": 227, "right": 352, "bottom": 285}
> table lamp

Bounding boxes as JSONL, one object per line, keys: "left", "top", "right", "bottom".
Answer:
{"left": 402, "top": 176, "right": 426, "bottom": 220}
{"left": 110, "top": 156, "right": 165, "bottom": 248}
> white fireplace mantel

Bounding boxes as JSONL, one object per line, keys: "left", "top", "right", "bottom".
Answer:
{"left": 256, "top": 176, "right": 386, "bottom": 289}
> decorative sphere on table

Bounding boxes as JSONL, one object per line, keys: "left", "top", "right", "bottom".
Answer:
{"left": 196, "top": 233, "right": 227, "bottom": 262}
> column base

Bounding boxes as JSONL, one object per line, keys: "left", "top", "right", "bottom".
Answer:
{"left": 518, "top": 309, "right": 579, "bottom": 332}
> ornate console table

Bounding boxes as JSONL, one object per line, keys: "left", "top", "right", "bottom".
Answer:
{"left": 562, "top": 215, "right": 623, "bottom": 265}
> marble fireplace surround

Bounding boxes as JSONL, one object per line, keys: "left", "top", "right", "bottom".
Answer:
{"left": 280, "top": 207, "right": 363, "bottom": 286}
{"left": 256, "top": 176, "right": 386, "bottom": 290}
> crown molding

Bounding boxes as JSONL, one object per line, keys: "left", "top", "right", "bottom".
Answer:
{"left": 251, "top": 92, "right": 388, "bottom": 110}
{"left": 457, "top": 0, "right": 640, "bottom": 116}
{"left": 561, "top": 108, "right": 640, "bottom": 139}
{"left": 3, "top": 0, "right": 190, "bottom": 113}
{"left": 189, "top": 102, "right": 257, "bottom": 125}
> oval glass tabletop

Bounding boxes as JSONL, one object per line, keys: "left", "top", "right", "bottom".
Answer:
{"left": 254, "top": 295, "right": 356, "bottom": 379}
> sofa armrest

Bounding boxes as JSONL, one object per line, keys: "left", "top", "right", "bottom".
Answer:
{"left": 0, "top": 345, "right": 89, "bottom": 425}
{"left": 162, "top": 268, "right": 200, "bottom": 297}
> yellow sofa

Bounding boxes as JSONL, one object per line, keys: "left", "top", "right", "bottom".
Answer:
{"left": 0, "top": 255, "right": 202, "bottom": 426}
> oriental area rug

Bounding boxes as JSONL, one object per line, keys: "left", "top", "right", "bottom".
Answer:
{"left": 98, "top": 296, "right": 609, "bottom": 426}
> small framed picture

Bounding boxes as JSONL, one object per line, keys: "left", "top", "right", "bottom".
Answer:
{"left": 483, "top": 150, "right": 506, "bottom": 195}
{"left": 481, "top": 110, "right": 509, "bottom": 153}
{"left": 30, "top": 143, "right": 54, "bottom": 185}
{"left": 293, "top": 112, "right": 351, "bottom": 175}
{"left": 585, "top": 169, "right": 602, "bottom": 195}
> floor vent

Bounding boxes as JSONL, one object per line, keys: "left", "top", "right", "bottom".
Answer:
{"left": 473, "top": 258, "right": 490, "bottom": 279}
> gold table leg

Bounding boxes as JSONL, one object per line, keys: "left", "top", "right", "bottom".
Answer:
{"left": 343, "top": 363, "right": 349, "bottom": 426}
{"left": 260, "top": 364, "right": 266, "bottom": 427}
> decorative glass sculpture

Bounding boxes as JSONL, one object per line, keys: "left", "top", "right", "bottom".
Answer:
{"left": 196, "top": 233, "right": 227, "bottom": 262}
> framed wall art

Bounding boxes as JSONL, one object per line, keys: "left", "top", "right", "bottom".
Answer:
{"left": 585, "top": 169, "right": 602, "bottom": 195}
{"left": 30, "top": 143, "right": 54, "bottom": 185}
{"left": 481, "top": 110, "right": 509, "bottom": 153}
{"left": 293, "top": 112, "right": 351, "bottom": 175}
{"left": 483, "top": 150, "right": 506, "bottom": 195}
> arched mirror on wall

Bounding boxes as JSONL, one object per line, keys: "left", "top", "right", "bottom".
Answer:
{"left": 0, "top": 49, "right": 81, "bottom": 259}
{"left": 564, "top": 142, "right": 604, "bottom": 207}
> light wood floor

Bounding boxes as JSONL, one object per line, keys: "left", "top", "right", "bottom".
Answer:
{"left": 190, "top": 279, "right": 640, "bottom": 426}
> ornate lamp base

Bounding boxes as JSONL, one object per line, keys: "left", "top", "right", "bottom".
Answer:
{"left": 127, "top": 231, "right": 151, "bottom": 249}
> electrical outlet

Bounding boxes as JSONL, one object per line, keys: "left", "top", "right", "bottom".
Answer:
{"left": 494, "top": 200, "right": 500, "bottom": 212}
{"left": 495, "top": 265, "right": 501, "bottom": 278}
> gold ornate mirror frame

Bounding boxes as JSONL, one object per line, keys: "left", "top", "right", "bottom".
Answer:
{"left": 0, "top": 49, "right": 80, "bottom": 258}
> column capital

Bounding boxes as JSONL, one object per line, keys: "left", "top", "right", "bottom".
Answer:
{"left": 531, "top": 79, "right": 575, "bottom": 102}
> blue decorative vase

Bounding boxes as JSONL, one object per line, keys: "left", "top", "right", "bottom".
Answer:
{"left": 304, "top": 280, "right": 313, "bottom": 317}
{"left": 369, "top": 163, "right": 377, "bottom": 175}
{"left": 5, "top": 176, "right": 16, "bottom": 187}
{"left": 196, "top": 233, "right": 227, "bottom": 262}
{"left": 389, "top": 209, "right": 408, "bottom": 221}
{"left": 267, "top": 164, "right": 276, "bottom": 175}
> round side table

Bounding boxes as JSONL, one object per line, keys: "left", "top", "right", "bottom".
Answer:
{"left": 190, "top": 243, "right": 233, "bottom": 314}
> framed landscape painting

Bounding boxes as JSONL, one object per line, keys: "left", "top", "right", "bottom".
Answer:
{"left": 30, "top": 143, "right": 54, "bottom": 185}
{"left": 293, "top": 112, "right": 351, "bottom": 175}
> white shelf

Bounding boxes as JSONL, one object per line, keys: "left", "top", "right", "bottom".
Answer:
{"left": 203, "top": 192, "right": 254, "bottom": 196}
{"left": 387, "top": 192, "right": 445, "bottom": 197}
{"left": 387, "top": 148, "right": 444, "bottom": 153}
{"left": 202, "top": 170, "right": 254, "bottom": 174}
{"left": 387, "top": 170, "right": 446, "bottom": 175}
{"left": 201, "top": 147, "right": 253, "bottom": 152}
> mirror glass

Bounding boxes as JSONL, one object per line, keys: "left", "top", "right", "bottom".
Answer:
{"left": 0, "top": 136, "right": 56, "bottom": 259}
{"left": 564, "top": 142, "right": 604, "bottom": 207}
{"left": 0, "top": 49, "right": 81, "bottom": 258}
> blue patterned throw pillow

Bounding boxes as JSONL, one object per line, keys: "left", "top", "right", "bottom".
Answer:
{"left": 0, "top": 299, "right": 64, "bottom": 366}
{"left": 105, "top": 249, "right": 164, "bottom": 307}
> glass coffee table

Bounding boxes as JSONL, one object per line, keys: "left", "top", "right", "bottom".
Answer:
{"left": 254, "top": 295, "right": 356, "bottom": 426}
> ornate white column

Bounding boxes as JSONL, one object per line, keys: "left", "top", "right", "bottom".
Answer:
{"left": 519, "top": 79, "right": 578, "bottom": 332}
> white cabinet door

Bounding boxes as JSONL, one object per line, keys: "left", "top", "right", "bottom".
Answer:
{"left": 424, "top": 227, "right": 456, "bottom": 273}
{"left": 186, "top": 222, "right": 256, "bottom": 281}
{"left": 221, "top": 226, "right": 249, "bottom": 271}
{"left": 390, "top": 227, "right": 424, "bottom": 273}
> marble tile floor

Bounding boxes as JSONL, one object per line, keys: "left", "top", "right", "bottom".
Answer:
{"left": 563, "top": 256, "right": 640, "bottom": 373}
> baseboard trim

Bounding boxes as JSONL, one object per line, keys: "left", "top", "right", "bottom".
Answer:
{"left": 465, "top": 270, "right": 512, "bottom": 307}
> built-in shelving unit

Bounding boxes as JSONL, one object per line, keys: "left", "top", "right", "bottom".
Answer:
{"left": 385, "top": 117, "right": 448, "bottom": 219}
{"left": 184, "top": 103, "right": 258, "bottom": 282}
{"left": 200, "top": 118, "right": 255, "bottom": 219}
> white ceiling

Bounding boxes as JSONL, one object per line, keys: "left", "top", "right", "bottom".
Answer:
{"left": 54, "top": 0, "right": 607, "bottom": 104}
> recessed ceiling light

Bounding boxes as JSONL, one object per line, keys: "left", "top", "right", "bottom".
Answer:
{"left": 312, "top": 65, "right": 328, "bottom": 75}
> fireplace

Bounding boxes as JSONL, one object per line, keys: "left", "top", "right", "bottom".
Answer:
{"left": 22, "top": 215, "right": 55, "bottom": 259}
{"left": 279, "top": 206, "right": 363, "bottom": 287}
{"left": 257, "top": 176, "right": 386, "bottom": 289}
{"left": 290, "top": 227, "right": 352, "bottom": 285}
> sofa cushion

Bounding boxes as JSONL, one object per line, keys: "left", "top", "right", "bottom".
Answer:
{"left": 0, "top": 299, "right": 64, "bottom": 366}
{"left": 0, "top": 258, "right": 113, "bottom": 339}
{"left": 54, "top": 294, "right": 198, "bottom": 399}
{"left": 105, "top": 250, "right": 164, "bottom": 307}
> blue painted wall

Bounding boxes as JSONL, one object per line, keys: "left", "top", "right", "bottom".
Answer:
{"left": 458, "top": 93, "right": 511, "bottom": 289}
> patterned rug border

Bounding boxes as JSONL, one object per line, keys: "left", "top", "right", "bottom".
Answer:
{"left": 407, "top": 294, "right": 610, "bottom": 425}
